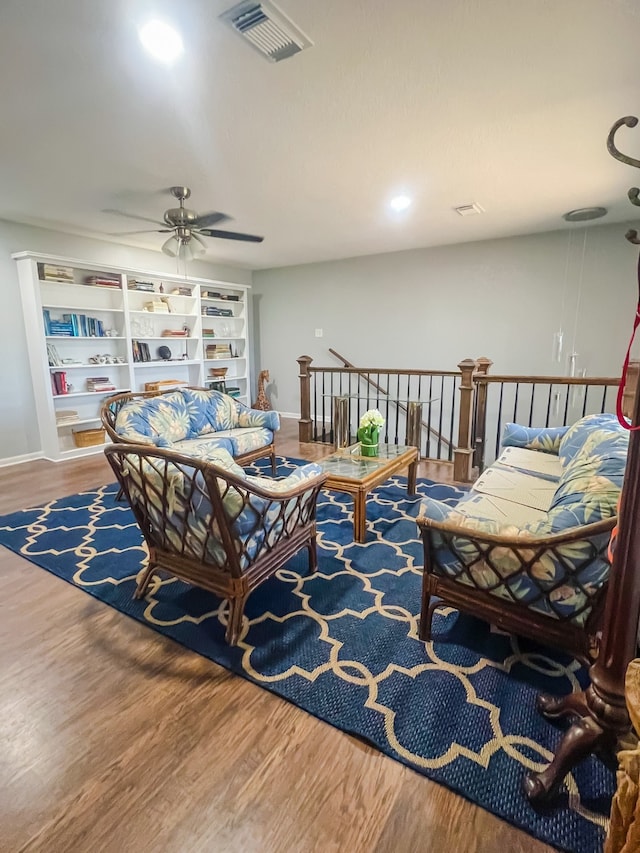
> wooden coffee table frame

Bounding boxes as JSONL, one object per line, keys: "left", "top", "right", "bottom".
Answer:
{"left": 320, "top": 444, "right": 419, "bottom": 543}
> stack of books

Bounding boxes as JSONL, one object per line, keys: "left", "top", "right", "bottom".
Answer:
{"left": 206, "top": 344, "right": 232, "bottom": 359}
{"left": 43, "top": 310, "right": 109, "bottom": 337}
{"left": 55, "top": 410, "right": 79, "bottom": 426}
{"left": 171, "top": 286, "right": 192, "bottom": 296}
{"left": 202, "top": 306, "right": 233, "bottom": 317}
{"left": 47, "top": 343, "right": 62, "bottom": 366}
{"left": 86, "top": 377, "right": 116, "bottom": 392}
{"left": 128, "top": 280, "right": 155, "bottom": 292}
{"left": 144, "top": 300, "right": 170, "bottom": 313}
{"left": 39, "top": 264, "right": 74, "bottom": 283}
{"left": 132, "top": 341, "right": 151, "bottom": 362}
{"left": 84, "top": 275, "right": 121, "bottom": 288}
{"left": 161, "top": 329, "right": 189, "bottom": 337}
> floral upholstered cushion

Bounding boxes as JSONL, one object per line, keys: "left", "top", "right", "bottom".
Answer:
{"left": 123, "top": 447, "right": 321, "bottom": 571}
{"left": 501, "top": 423, "right": 569, "bottom": 455}
{"left": 115, "top": 391, "right": 190, "bottom": 446}
{"left": 181, "top": 388, "right": 280, "bottom": 437}
{"left": 417, "top": 496, "right": 612, "bottom": 625}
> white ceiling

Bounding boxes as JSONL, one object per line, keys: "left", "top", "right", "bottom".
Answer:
{"left": 1, "top": 0, "right": 639, "bottom": 269}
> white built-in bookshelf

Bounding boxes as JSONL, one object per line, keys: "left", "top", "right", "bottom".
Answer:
{"left": 14, "top": 251, "right": 251, "bottom": 461}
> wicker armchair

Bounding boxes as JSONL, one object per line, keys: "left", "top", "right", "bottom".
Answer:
{"left": 417, "top": 514, "right": 615, "bottom": 660}
{"left": 104, "top": 444, "right": 326, "bottom": 645}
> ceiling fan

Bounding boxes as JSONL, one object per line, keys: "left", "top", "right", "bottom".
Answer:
{"left": 105, "top": 186, "right": 263, "bottom": 259}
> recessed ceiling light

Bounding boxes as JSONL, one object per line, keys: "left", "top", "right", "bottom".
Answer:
{"left": 562, "top": 207, "right": 607, "bottom": 222}
{"left": 139, "top": 20, "right": 184, "bottom": 63}
{"left": 389, "top": 195, "right": 412, "bottom": 212}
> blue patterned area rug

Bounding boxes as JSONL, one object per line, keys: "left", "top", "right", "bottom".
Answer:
{"left": 0, "top": 456, "right": 614, "bottom": 852}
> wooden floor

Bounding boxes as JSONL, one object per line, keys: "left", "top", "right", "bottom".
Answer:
{"left": 0, "top": 419, "right": 556, "bottom": 853}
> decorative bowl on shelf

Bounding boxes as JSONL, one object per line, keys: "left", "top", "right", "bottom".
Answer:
{"left": 208, "top": 367, "right": 228, "bottom": 378}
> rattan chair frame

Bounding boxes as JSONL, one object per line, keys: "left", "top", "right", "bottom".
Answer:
{"left": 417, "top": 514, "right": 616, "bottom": 661}
{"left": 101, "top": 387, "right": 278, "bottom": 475}
{"left": 105, "top": 443, "right": 327, "bottom": 645}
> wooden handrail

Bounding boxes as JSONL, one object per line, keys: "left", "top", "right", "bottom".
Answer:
{"left": 475, "top": 374, "right": 620, "bottom": 386}
{"left": 328, "top": 348, "right": 454, "bottom": 451}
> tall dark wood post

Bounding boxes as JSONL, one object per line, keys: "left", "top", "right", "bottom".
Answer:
{"left": 453, "top": 358, "right": 477, "bottom": 483}
{"left": 473, "top": 357, "right": 493, "bottom": 473}
{"left": 297, "top": 355, "right": 313, "bottom": 443}
{"left": 523, "top": 382, "right": 640, "bottom": 801}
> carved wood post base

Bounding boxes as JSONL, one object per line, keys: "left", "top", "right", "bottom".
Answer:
{"left": 523, "top": 681, "right": 630, "bottom": 803}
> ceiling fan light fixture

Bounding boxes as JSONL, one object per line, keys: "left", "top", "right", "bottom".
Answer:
{"left": 191, "top": 233, "right": 207, "bottom": 254}
{"left": 161, "top": 234, "right": 179, "bottom": 257}
{"left": 178, "top": 239, "right": 195, "bottom": 262}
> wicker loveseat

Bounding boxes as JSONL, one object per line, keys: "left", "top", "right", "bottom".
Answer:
{"left": 102, "top": 386, "right": 279, "bottom": 472}
{"left": 105, "top": 443, "right": 327, "bottom": 645}
{"left": 417, "top": 413, "right": 628, "bottom": 659}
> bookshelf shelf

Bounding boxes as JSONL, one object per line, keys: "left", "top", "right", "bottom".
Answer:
{"left": 15, "top": 251, "right": 252, "bottom": 461}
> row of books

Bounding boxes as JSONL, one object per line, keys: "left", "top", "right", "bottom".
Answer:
{"left": 132, "top": 340, "right": 152, "bottom": 362}
{"left": 205, "top": 344, "right": 233, "bottom": 359}
{"left": 52, "top": 371, "right": 69, "bottom": 395}
{"left": 43, "top": 310, "right": 111, "bottom": 338}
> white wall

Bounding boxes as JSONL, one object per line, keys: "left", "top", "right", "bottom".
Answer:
{"left": 252, "top": 222, "right": 637, "bottom": 415}
{"left": 0, "top": 219, "right": 251, "bottom": 462}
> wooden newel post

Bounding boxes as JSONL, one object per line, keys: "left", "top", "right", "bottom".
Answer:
{"left": 473, "top": 357, "right": 493, "bottom": 473}
{"left": 297, "top": 355, "right": 313, "bottom": 443}
{"left": 453, "top": 358, "right": 478, "bottom": 483}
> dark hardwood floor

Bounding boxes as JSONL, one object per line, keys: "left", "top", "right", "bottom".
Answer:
{"left": 0, "top": 419, "right": 555, "bottom": 852}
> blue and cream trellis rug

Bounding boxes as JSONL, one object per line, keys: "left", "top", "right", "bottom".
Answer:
{"left": 0, "top": 456, "right": 615, "bottom": 853}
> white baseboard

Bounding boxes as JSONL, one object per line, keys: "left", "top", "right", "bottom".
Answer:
{"left": 278, "top": 411, "right": 301, "bottom": 420}
{"left": 0, "top": 451, "right": 44, "bottom": 468}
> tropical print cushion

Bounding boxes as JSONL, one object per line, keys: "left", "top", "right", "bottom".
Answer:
{"left": 115, "top": 391, "right": 190, "bottom": 446}
{"left": 122, "top": 447, "right": 321, "bottom": 572}
{"left": 417, "top": 496, "right": 611, "bottom": 626}
{"left": 501, "top": 423, "right": 568, "bottom": 455}
{"left": 181, "top": 388, "right": 280, "bottom": 437}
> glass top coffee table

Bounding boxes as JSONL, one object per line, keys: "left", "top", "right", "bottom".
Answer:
{"left": 318, "top": 443, "right": 419, "bottom": 543}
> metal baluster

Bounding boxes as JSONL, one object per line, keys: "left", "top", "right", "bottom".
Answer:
{"left": 437, "top": 375, "right": 445, "bottom": 459}
{"left": 601, "top": 385, "right": 608, "bottom": 413}
{"left": 321, "top": 371, "right": 327, "bottom": 442}
{"left": 528, "top": 384, "right": 536, "bottom": 426}
{"left": 545, "top": 384, "right": 552, "bottom": 427}
{"left": 495, "top": 383, "right": 504, "bottom": 459}
{"left": 427, "top": 376, "right": 433, "bottom": 458}
{"left": 313, "top": 373, "right": 318, "bottom": 441}
{"left": 563, "top": 384, "right": 571, "bottom": 423}
{"left": 582, "top": 384, "right": 589, "bottom": 418}
{"left": 394, "top": 374, "right": 400, "bottom": 444}
{"left": 513, "top": 382, "right": 520, "bottom": 421}
{"left": 448, "top": 376, "right": 456, "bottom": 462}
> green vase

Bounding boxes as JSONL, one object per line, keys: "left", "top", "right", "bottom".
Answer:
{"left": 358, "top": 426, "right": 380, "bottom": 457}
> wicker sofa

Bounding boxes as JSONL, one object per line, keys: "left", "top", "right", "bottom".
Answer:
{"left": 417, "top": 413, "right": 628, "bottom": 658}
{"left": 102, "top": 387, "right": 279, "bottom": 472}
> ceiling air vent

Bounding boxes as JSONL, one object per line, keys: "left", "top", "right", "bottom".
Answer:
{"left": 454, "top": 203, "right": 485, "bottom": 217}
{"left": 221, "top": 0, "right": 313, "bottom": 62}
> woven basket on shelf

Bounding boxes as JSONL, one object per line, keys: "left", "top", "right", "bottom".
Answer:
{"left": 72, "top": 427, "right": 106, "bottom": 448}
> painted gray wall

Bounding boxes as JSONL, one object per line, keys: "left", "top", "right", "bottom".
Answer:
{"left": 252, "top": 223, "right": 637, "bottom": 415}
{"left": 0, "top": 219, "right": 251, "bottom": 462}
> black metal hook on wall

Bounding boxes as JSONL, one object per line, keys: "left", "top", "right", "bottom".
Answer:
{"left": 607, "top": 116, "right": 640, "bottom": 169}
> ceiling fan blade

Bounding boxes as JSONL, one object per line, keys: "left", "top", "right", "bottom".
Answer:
{"left": 103, "top": 208, "right": 167, "bottom": 227}
{"left": 199, "top": 228, "right": 264, "bottom": 243}
{"left": 194, "top": 211, "right": 231, "bottom": 228}
{"left": 107, "top": 229, "right": 172, "bottom": 236}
